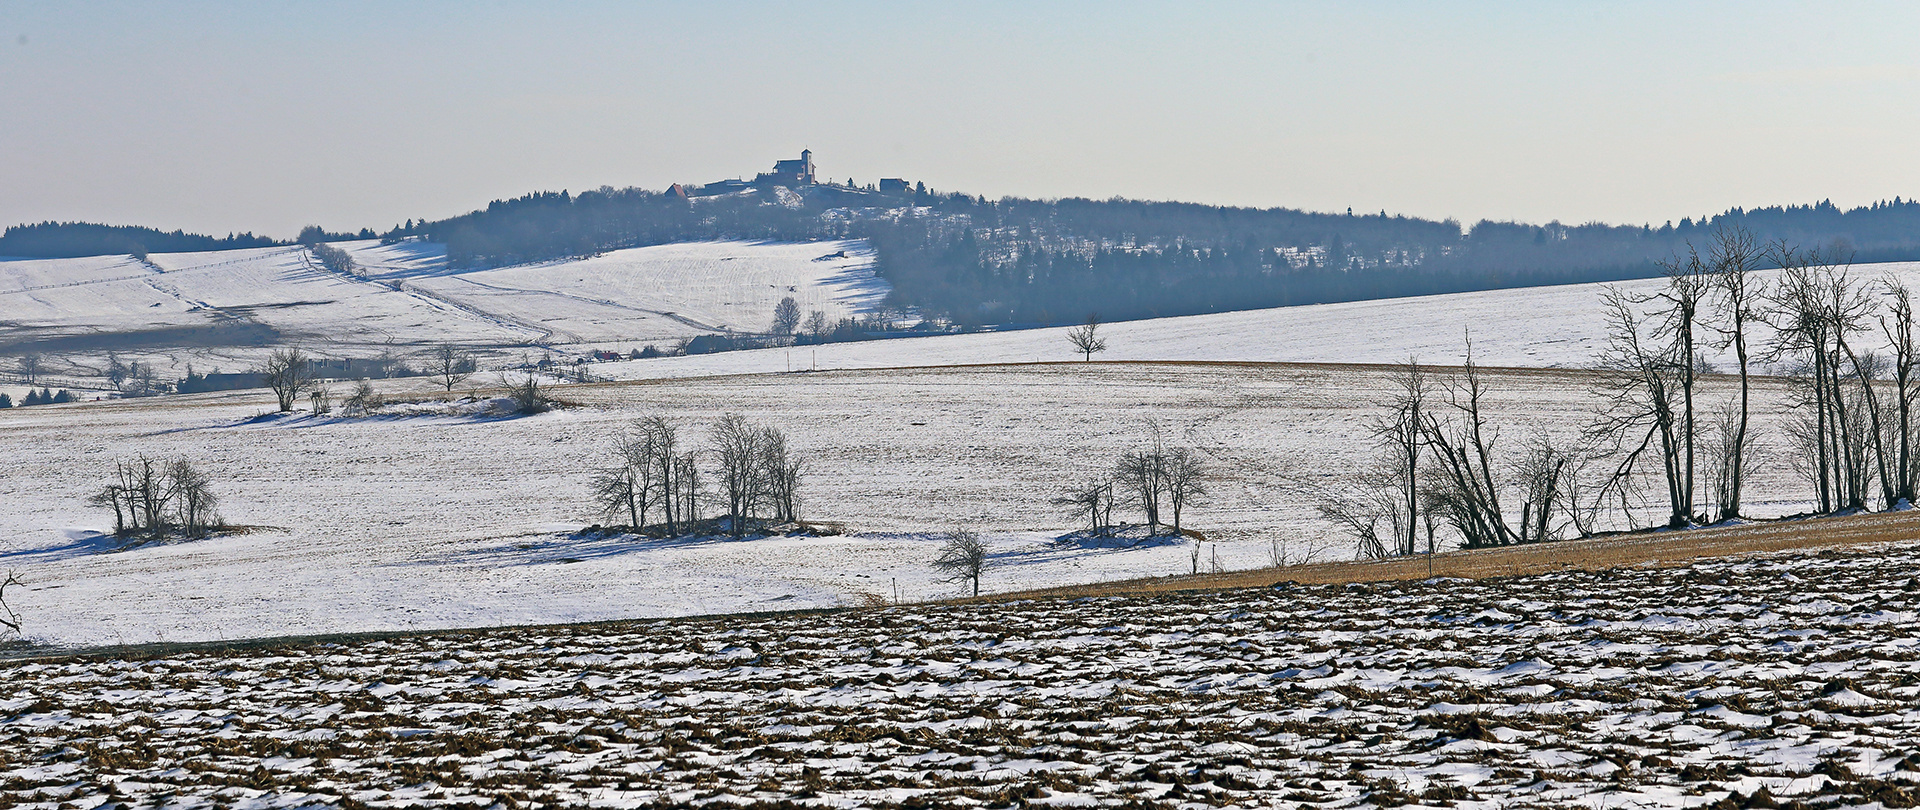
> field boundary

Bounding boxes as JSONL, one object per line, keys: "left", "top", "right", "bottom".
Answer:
{"left": 972, "top": 508, "right": 1920, "bottom": 601}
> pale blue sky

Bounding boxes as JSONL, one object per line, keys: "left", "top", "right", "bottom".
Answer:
{"left": 3, "top": 1, "right": 1917, "bottom": 237}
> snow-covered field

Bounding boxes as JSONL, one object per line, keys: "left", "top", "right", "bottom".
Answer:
{"left": 0, "top": 363, "right": 1821, "bottom": 648}
{"left": 0, "top": 239, "right": 884, "bottom": 384}
{"left": 7, "top": 541, "right": 1920, "bottom": 808}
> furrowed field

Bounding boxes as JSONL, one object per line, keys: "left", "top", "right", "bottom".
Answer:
{"left": 5, "top": 541, "right": 1920, "bottom": 809}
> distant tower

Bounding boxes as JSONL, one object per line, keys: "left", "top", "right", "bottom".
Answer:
{"left": 800, "top": 149, "right": 814, "bottom": 184}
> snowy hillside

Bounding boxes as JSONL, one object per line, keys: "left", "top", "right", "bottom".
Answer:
{"left": 0, "top": 238, "right": 885, "bottom": 383}
{"left": 592, "top": 259, "right": 1920, "bottom": 382}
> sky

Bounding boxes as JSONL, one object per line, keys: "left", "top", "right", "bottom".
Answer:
{"left": 3, "top": 1, "right": 1918, "bottom": 238}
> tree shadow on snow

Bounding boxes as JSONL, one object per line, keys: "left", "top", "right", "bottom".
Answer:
{"left": 408, "top": 525, "right": 824, "bottom": 569}
{"left": 0, "top": 529, "right": 120, "bottom": 564}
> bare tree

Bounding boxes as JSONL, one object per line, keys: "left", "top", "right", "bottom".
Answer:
{"left": 933, "top": 529, "right": 988, "bottom": 597}
{"left": 771, "top": 296, "right": 802, "bottom": 338}
{"left": 1421, "top": 346, "right": 1519, "bottom": 547}
{"left": 804, "top": 310, "right": 831, "bottom": 342}
{"left": 1706, "top": 226, "right": 1765, "bottom": 519}
{"left": 423, "top": 343, "right": 476, "bottom": 392}
{"left": 1373, "top": 359, "right": 1429, "bottom": 555}
{"left": 636, "top": 416, "right": 681, "bottom": 534}
{"left": 1653, "top": 251, "right": 1712, "bottom": 527}
{"left": 263, "top": 347, "right": 313, "bottom": 412}
{"left": 1164, "top": 447, "right": 1208, "bottom": 536}
{"left": 1315, "top": 466, "right": 1404, "bottom": 560}
{"left": 1066, "top": 314, "right": 1107, "bottom": 361}
{"left": 1589, "top": 289, "right": 1690, "bottom": 528}
{"left": 309, "top": 242, "right": 361, "bottom": 278}
{"left": 713, "top": 413, "right": 767, "bottom": 538}
{"left": 1115, "top": 449, "right": 1165, "bottom": 532}
{"left": 1882, "top": 280, "right": 1920, "bottom": 503}
{"left": 17, "top": 353, "right": 42, "bottom": 386}
{"left": 498, "top": 370, "right": 549, "bottom": 414}
{"left": 675, "top": 451, "right": 702, "bottom": 528}
{"left": 1769, "top": 245, "right": 1879, "bottom": 511}
{"left": 343, "top": 379, "right": 382, "bottom": 414}
{"left": 105, "top": 351, "right": 129, "bottom": 390}
{"left": 0, "top": 570, "right": 21, "bottom": 636}
{"left": 762, "top": 426, "right": 803, "bottom": 524}
{"left": 1052, "top": 479, "right": 1109, "bottom": 535}
{"left": 1704, "top": 400, "right": 1757, "bottom": 521}
{"left": 1510, "top": 434, "right": 1575, "bottom": 544}
{"left": 167, "top": 459, "right": 220, "bottom": 539}
{"left": 590, "top": 466, "right": 641, "bottom": 529}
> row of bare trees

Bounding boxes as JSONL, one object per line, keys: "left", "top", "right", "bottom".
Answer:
{"left": 1330, "top": 226, "right": 1920, "bottom": 559}
{"left": 1055, "top": 426, "right": 1208, "bottom": 538}
{"left": 1322, "top": 344, "right": 1588, "bottom": 558}
{"left": 592, "top": 414, "right": 802, "bottom": 539}
{"left": 86, "top": 456, "right": 223, "bottom": 540}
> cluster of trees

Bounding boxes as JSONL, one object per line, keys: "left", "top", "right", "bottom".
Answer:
{"left": 296, "top": 225, "right": 377, "bottom": 244}
{"left": 1054, "top": 427, "right": 1209, "bottom": 538}
{"left": 105, "top": 353, "right": 167, "bottom": 395}
{"left": 1322, "top": 349, "right": 1587, "bottom": 557}
{"left": 307, "top": 242, "right": 361, "bottom": 278}
{"left": 1326, "top": 227, "right": 1920, "bottom": 558}
{"left": 591, "top": 414, "right": 802, "bottom": 539}
{"left": 257, "top": 344, "right": 504, "bottom": 414}
{"left": 2, "top": 388, "right": 75, "bottom": 408}
{"left": 86, "top": 456, "right": 223, "bottom": 540}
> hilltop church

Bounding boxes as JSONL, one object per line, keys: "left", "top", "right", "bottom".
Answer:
{"left": 755, "top": 150, "right": 816, "bottom": 187}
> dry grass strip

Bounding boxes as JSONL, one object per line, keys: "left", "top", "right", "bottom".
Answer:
{"left": 976, "top": 509, "right": 1920, "bottom": 602}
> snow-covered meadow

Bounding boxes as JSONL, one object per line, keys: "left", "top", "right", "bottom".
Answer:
{"left": 0, "top": 363, "right": 1822, "bottom": 648}
{"left": 7, "top": 542, "right": 1920, "bottom": 808}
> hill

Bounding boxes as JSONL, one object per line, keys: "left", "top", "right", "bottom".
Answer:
{"left": 0, "top": 238, "right": 886, "bottom": 387}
